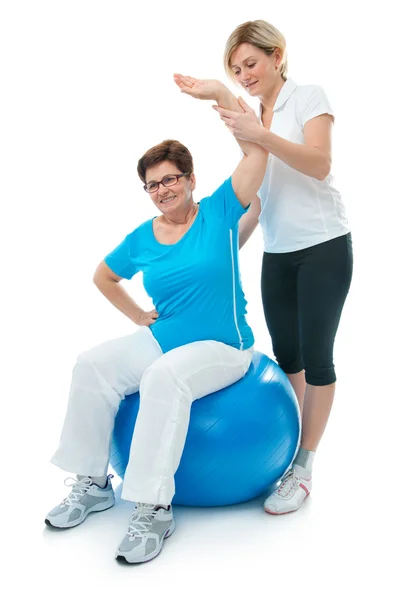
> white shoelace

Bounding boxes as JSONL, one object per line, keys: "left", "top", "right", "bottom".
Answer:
{"left": 127, "top": 504, "right": 158, "bottom": 540}
{"left": 276, "top": 469, "right": 299, "bottom": 498}
{"left": 61, "top": 477, "right": 93, "bottom": 506}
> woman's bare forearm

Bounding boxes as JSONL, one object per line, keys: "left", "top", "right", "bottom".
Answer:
{"left": 216, "top": 85, "right": 264, "bottom": 157}
{"left": 93, "top": 277, "right": 143, "bottom": 324}
{"left": 256, "top": 128, "right": 330, "bottom": 180}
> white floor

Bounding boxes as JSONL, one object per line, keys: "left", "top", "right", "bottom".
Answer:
{"left": 21, "top": 443, "right": 397, "bottom": 599}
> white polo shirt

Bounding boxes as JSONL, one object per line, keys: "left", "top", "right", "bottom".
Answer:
{"left": 258, "top": 78, "right": 350, "bottom": 253}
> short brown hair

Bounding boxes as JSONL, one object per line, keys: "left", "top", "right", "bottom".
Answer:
{"left": 137, "top": 139, "right": 194, "bottom": 183}
{"left": 224, "top": 20, "right": 288, "bottom": 82}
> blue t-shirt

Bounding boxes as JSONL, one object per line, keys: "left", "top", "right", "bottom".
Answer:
{"left": 104, "top": 177, "right": 254, "bottom": 353}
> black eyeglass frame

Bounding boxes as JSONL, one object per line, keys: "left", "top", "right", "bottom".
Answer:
{"left": 143, "top": 172, "right": 191, "bottom": 193}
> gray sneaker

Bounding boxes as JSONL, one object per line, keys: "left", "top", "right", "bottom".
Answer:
{"left": 45, "top": 475, "right": 115, "bottom": 528}
{"left": 115, "top": 503, "right": 175, "bottom": 564}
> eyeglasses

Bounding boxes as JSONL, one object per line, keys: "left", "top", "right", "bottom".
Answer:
{"left": 143, "top": 172, "right": 191, "bottom": 193}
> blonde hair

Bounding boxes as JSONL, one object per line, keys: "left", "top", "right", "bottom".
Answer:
{"left": 224, "top": 20, "right": 288, "bottom": 82}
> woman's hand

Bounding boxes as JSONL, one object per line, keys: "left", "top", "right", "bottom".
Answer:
{"left": 173, "top": 74, "right": 224, "bottom": 101}
{"left": 213, "top": 97, "right": 265, "bottom": 144}
{"left": 135, "top": 309, "right": 159, "bottom": 327}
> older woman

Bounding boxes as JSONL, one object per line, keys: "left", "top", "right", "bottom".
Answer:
{"left": 174, "top": 19, "right": 352, "bottom": 516}
{"left": 45, "top": 134, "right": 268, "bottom": 563}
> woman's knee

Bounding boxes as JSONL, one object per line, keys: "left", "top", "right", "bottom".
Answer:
{"left": 76, "top": 343, "right": 110, "bottom": 372}
{"left": 74, "top": 342, "right": 126, "bottom": 391}
{"left": 140, "top": 358, "right": 176, "bottom": 391}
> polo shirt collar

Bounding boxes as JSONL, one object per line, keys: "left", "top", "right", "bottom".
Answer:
{"left": 273, "top": 78, "right": 297, "bottom": 112}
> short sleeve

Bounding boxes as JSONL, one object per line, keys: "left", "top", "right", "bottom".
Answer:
{"left": 298, "top": 85, "right": 334, "bottom": 129}
{"left": 104, "top": 233, "right": 139, "bottom": 280}
{"left": 200, "top": 177, "right": 249, "bottom": 227}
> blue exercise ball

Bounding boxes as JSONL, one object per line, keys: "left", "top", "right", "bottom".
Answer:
{"left": 110, "top": 351, "right": 300, "bottom": 507}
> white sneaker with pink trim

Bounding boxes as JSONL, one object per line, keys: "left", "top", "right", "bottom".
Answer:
{"left": 264, "top": 468, "right": 312, "bottom": 515}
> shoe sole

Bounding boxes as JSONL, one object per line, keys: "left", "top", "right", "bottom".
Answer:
{"left": 115, "top": 518, "right": 176, "bottom": 564}
{"left": 264, "top": 492, "right": 310, "bottom": 515}
{"left": 45, "top": 498, "right": 115, "bottom": 529}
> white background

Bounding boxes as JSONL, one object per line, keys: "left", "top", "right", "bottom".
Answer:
{"left": 1, "top": 1, "right": 399, "bottom": 598}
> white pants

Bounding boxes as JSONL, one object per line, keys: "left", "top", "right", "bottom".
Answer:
{"left": 51, "top": 326, "right": 253, "bottom": 505}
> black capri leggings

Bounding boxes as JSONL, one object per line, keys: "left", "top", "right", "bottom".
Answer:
{"left": 261, "top": 233, "right": 353, "bottom": 386}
